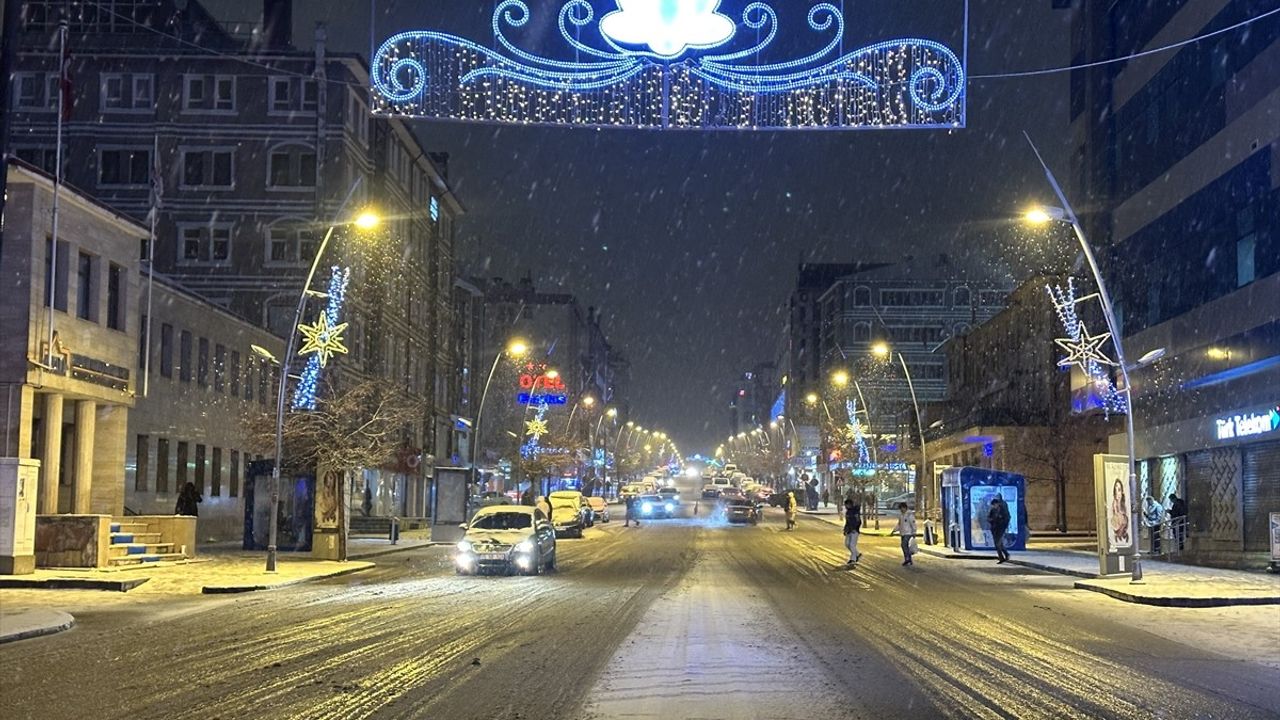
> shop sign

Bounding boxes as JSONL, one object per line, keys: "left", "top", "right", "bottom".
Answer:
{"left": 1214, "top": 406, "right": 1280, "bottom": 441}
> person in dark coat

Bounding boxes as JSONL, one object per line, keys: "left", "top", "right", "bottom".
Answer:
{"left": 1168, "top": 493, "right": 1188, "bottom": 550}
{"left": 175, "top": 482, "right": 202, "bottom": 517}
{"left": 988, "top": 496, "right": 1011, "bottom": 563}
{"left": 843, "top": 500, "right": 862, "bottom": 565}
{"left": 624, "top": 494, "right": 641, "bottom": 527}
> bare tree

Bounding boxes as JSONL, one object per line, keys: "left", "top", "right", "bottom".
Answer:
{"left": 245, "top": 378, "right": 425, "bottom": 476}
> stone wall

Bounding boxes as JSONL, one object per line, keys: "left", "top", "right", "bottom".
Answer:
{"left": 35, "top": 515, "right": 111, "bottom": 568}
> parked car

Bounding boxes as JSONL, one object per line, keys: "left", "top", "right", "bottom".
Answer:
{"left": 455, "top": 505, "right": 556, "bottom": 575}
{"left": 548, "top": 490, "right": 591, "bottom": 538}
{"left": 637, "top": 494, "right": 676, "bottom": 519}
{"left": 881, "top": 492, "right": 916, "bottom": 510}
{"left": 585, "top": 495, "right": 611, "bottom": 523}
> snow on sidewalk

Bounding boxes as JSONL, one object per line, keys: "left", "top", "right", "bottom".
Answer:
{"left": 0, "top": 609, "right": 74, "bottom": 644}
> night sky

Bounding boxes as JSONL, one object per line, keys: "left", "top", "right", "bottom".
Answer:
{"left": 207, "top": 0, "right": 1074, "bottom": 451}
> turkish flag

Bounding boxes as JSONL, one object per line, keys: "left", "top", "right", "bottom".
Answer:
{"left": 59, "top": 39, "right": 73, "bottom": 122}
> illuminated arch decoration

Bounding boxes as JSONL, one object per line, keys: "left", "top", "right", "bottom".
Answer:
{"left": 371, "top": 0, "right": 966, "bottom": 130}
{"left": 1047, "top": 278, "right": 1127, "bottom": 417}
{"left": 293, "top": 266, "right": 352, "bottom": 410}
{"left": 521, "top": 400, "right": 552, "bottom": 458}
{"left": 845, "top": 398, "right": 872, "bottom": 466}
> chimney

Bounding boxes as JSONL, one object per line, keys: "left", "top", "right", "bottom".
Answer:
{"left": 262, "top": 0, "right": 292, "bottom": 49}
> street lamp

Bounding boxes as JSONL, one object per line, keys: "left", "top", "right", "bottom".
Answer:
{"left": 267, "top": 179, "right": 378, "bottom": 573}
{"left": 869, "top": 342, "right": 930, "bottom": 521}
{"left": 1024, "top": 132, "right": 1162, "bottom": 582}
{"left": 472, "top": 338, "right": 530, "bottom": 489}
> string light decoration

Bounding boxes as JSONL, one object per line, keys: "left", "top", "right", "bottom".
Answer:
{"left": 1047, "top": 278, "right": 1127, "bottom": 417}
{"left": 521, "top": 400, "right": 552, "bottom": 458}
{"left": 844, "top": 398, "right": 872, "bottom": 466}
{"left": 371, "top": 0, "right": 966, "bottom": 130}
{"left": 292, "top": 266, "right": 352, "bottom": 410}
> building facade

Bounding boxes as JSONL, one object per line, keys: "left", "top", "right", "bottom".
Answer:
{"left": 12, "top": 0, "right": 468, "bottom": 519}
{"left": 1071, "top": 0, "right": 1279, "bottom": 567}
{"left": 928, "top": 276, "right": 1115, "bottom": 532}
{"left": 0, "top": 162, "right": 141, "bottom": 520}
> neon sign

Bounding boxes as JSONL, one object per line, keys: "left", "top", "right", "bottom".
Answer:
{"left": 371, "top": 1, "right": 966, "bottom": 130}
{"left": 1215, "top": 406, "right": 1280, "bottom": 441}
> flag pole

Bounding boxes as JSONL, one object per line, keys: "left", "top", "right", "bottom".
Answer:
{"left": 47, "top": 18, "right": 68, "bottom": 369}
{"left": 143, "top": 133, "right": 159, "bottom": 398}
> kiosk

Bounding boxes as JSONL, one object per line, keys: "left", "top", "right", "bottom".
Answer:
{"left": 941, "top": 467, "right": 1027, "bottom": 552}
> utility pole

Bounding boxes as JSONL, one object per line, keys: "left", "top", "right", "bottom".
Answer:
{"left": 0, "top": 0, "right": 27, "bottom": 259}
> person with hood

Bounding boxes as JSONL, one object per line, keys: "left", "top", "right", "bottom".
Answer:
{"left": 1143, "top": 495, "right": 1166, "bottom": 555}
{"left": 175, "top": 481, "right": 202, "bottom": 517}
{"left": 785, "top": 491, "right": 798, "bottom": 530}
{"left": 843, "top": 499, "right": 862, "bottom": 565}
{"left": 891, "top": 502, "right": 916, "bottom": 565}
{"left": 988, "top": 495, "right": 1011, "bottom": 563}
{"left": 1168, "top": 492, "right": 1188, "bottom": 551}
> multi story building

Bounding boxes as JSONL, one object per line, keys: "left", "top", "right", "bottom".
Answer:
{"left": 11, "top": 0, "right": 467, "bottom": 520}
{"left": 1069, "top": 0, "right": 1279, "bottom": 567}
{"left": 728, "top": 362, "right": 777, "bottom": 436}
{"left": 928, "top": 276, "right": 1115, "bottom": 532}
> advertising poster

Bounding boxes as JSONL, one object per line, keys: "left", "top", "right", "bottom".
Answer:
{"left": 1103, "top": 460, "right": 1132, "bottom": 550}
{"left": 1270, "top": 512, "right": 1280, "bottom": 563}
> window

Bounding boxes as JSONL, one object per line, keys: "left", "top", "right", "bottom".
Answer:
{"left": 132, "top": 75, "right": 153, "bottom": 109}
{"left": 211, "top": 447, "right": 222, "bottom": 497}
{"left": 853, "top": 286, "right": 871, "bottom": 306}
{"left": 101, "top": 73, "right": 152, "bottom": 111}
{"left": 267, "top": 223, "right": 315, "bottom": 264}
{"left": 107, "top": 263, "right": 124, "bottom": 330}
{"left": 44, "top": 238, "right": 69, "bottom": 311}
{"left": 429, "top": 195, "right": 440, "bottom": 222}
{"left": 214, "top": 344, "right": 226, "bottom": 392}
{"left": 76, "top": 252, "right": 95, "bottom": 321}
{"left": 138, "top": 314, "right": 149, "bottom": 369}
{"left": 853, "top": 322, "right": 871, "bottom": 342}
{"left": 347, "top": 92, "right": 369, "bottom": 147}
{"left": 181, "top": 149, "right": 233, "bottom": 188}
{"left": 880, "top": 288, "right": 945, "bottom": 307}
{"left": 103, "top": 75, "right": 125, "bottom": 109}
{"left": 267, "top": 147, "right": 316, "bottom": 188}
{"left": 176, "top": 441, "right": 189, "bottom": 489}
{"left": 244, "top": 360, "right": 255, "bottom": 401}
{"left": 184, "top": 75, "right": 206, "bottom": 110}
{"left": 1237, "top": 235, "right": 1256, "bottom": 287}
{"left": 98, "top": 148, "right": 150, "bottom": 186}
{"left": 194, "top": 444, "right": 206, "bottom": 494}
{"left": 198, "top": 337, "right": 210, "bottom": 387}
{"left": 179, "top": 224, "right": 233, "bottom": 264}
{"left": 954, "top": 287, "right": 971, "bottom": 307}
{"left": 180, "top": 330, "right": 193, "bottom": 382}
{"left": 214, "top": 76, "right": 235, "bottom": 110}
{"left": 156, "top": 438, "right": 170, "bottom": 493}
{"left": 258, "top": 360, "right": 269, "bottom": 405}
{"left": 229, "top": 351, "right": 241, "bottom": 396}
{"left": 230, "top": 450, "right": 240, "bottom": 497}
{"left": 270, "top": 77, "right": 318, "bottom": 113}
{"left": 16, "top": 146, "right": 58, "bottom": 175}
{"left": 13, "top": 72, "right": 56, "bottom": 110}
{"left": 135, "top": 435, "right": 149, "bottom": 492}
{"left": 160, "top": 323, "right": 174, "bottom": 378}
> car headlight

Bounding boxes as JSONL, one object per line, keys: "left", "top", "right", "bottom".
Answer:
{"left": 456, "top": 540, "right": 473, "bottom": 553}
{"left": 514, "top": 540, "right": 534, "bottom": 554}
{"left": 673, "top": 495, "right": 680, "bottom": 502}
{"left": 664, "top": 503, "right": 674, "bottom": 512}
{"left": 641, "top": 502, "right": 653, "bottom": 514}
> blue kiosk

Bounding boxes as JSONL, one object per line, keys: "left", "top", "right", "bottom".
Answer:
{"left": 941, "top": 467, "right": 1027, "bottom": 552}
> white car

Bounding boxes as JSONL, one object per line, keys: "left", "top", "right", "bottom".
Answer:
{"left": 455, "top": 506, "right": 557, "bottom": 576}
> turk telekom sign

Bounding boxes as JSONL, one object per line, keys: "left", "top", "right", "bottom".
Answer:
{"left": 1214, "top": 405, "right": 1280, "bottom": 441}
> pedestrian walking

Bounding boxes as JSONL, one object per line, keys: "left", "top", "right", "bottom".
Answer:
{"left": 822, "top": 488, "right": 830, "bottom": 508}
{"left": 624, "top": 494, "right": 641, "bottom": 527}
{"left": 1143, "top": 495, "right": 1165, "bottom": 555}
{"left": 175, "top": 481, "right": 202, "bottom": 517}
{"left": 843, "top": 499, "right": 862, "bottom": 565}
{"left": 785, "top": 491, "right": 798, "bottom": 530}
{"left": 891, "top": 502, "right": 917, "bottom": 565}
{"left": 1168, "top": 492, "right": 1187, "bottom": 551}
{"left": 988, "top": 496, "right": 1011, "bottom": 563}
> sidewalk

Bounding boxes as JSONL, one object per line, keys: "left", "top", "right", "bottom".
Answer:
{"left": 799, "top": 509, "right": 1280, "bottom": 607}
{"left": 0, "top": 609, "right": 74, "bottom": 644}
{"left": 0, "top": 555, "right": 374, "bottom": 595}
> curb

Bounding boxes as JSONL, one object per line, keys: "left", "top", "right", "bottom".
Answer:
{"left": 1072, "top": 581, "right": 1280, "bottom": 608}
{"left": 201, "top": 562, "right": 374, "bottom": 594}
{"left": 348, "top": 542, "right": 439, "bottom": 561}
{"left": 0, "top": 611, "right": 75, "bottom": 644}
{"left": 0, "top": 576, "right": 150, "bottom": 592}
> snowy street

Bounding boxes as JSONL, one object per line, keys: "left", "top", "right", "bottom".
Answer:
{"left": 4, "top": 493, "right": 1277, "bottom": 720}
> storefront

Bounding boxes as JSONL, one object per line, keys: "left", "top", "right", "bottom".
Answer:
{"left": 1128, "top": 400, "right": 1280, "bottom": 566}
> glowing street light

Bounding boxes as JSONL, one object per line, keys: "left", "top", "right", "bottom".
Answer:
{"left": 870, "top": 342, "right": 890, "bottom": 358}
{"left": 474, "top": 337, "right": 531, "bottom": 488}
{"left": 353, "top": 209, "right": 382, "bottom": 231}
{"left": 831, "top": 370, "right": 850, "bottom": 387}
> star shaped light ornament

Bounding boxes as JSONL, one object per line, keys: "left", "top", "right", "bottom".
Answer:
{"left": 525, "top": 418, "right": 549, "bottom": 441}
{"left": 600, "top": 0, "right": 736, "bottom": 58}
{"left": 1054, "top": 323, "right": 1116, "bottom": 370}
{"left": 297, "top": 313, "right": 349, "bottom": 367}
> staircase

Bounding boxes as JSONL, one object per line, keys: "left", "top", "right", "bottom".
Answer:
{"left": 108, "top": 520, "right": 185, "bottom": 567}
